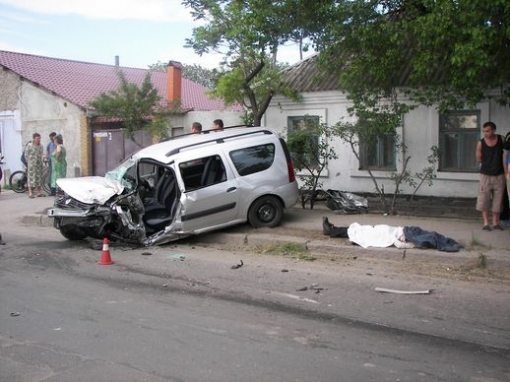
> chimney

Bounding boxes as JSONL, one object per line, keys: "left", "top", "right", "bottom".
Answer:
{"left": 167, "top": 60, "right": 183, "bottom": 103}
{"left": 115, "top": 55, "right": 119, "bottom": 67}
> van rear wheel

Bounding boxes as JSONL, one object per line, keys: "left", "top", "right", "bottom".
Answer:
{"left": 248, "top": 196, "right": 283, "bottom": 228}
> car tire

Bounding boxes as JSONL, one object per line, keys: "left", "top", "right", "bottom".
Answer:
{"left": 59, "top": 226, "right": 88, "bottom": 241}
{"left": 248, "top": 195, "right": 283, "bottom": 228}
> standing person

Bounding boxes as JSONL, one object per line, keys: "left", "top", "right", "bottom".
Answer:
{"left": 212, "top": 119, "right": 224, "bottom": 132}
{"left": 25, "top": 132, "right": 45, "bottom": 198}
{"left": 46, "top": 132, "right": 57, "bottom": 195}
{"left": 503, "top": 133, "right": 510, "bottom": 224}
{"left": 50, "top": 134, "right": 66, "bottom": 193}
{"left": 191, "top": 122, "right": 202, "bottom": 134}
{"left": 475, "top": 121, "right": 505, "bottom": 230}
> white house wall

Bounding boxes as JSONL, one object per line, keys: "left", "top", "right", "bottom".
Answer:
{"left": 265, "top": 91, "right": 510, "bottom": 198}
{"left": 182, "top": 111, "right": 245, "bottom": 132}
{"left": 20, "top": 81, "right": 83, "bottom": 178}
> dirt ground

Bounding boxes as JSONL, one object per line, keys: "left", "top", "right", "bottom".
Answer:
{"left": 207, "top": 223, "right": 510, "bottom": 285}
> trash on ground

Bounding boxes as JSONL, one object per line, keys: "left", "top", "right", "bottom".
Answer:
{"left": 10, "top": 312, "right": 20, "bottom": 317}
{"left": 171, "top": 254, "right": 187, "bottom": 261}
{"left": 324, "top": 189, "right": 368, "bottom": 214}
{"left": 297, "top": 284, "right": 326, "bottom": 293}
{"left": 231, "top": 260, "right": 244, "bottom": 269}
{"left": 281, "top": 269, "right": 289, "bottom": 272}
{"left": 141, "top": 252, "right": 153, "bottom": 256}
{"left": 309, "top": 283, "right": 325, "bottom": 291}
{"left": 375, "top": 287, "right": 431, "bottom": 295}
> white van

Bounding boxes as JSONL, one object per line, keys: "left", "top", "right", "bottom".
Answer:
{"left": 48, "top": 127, "right": 299, "bottom": 245}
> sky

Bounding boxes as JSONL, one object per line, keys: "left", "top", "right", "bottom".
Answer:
{"left": 0, "top": 0, "right": 306, "bottom": 70}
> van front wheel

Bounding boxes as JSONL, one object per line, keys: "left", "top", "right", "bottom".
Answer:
{"left": 248, "top": 196, "right": 283, "bottom": 228}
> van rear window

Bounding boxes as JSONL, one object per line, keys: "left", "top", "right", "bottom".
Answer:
{"left": 229, "top": 144, "right": 275, "bottom": 176}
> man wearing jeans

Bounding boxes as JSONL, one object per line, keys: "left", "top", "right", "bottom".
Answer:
{"left": 475, "top": 121, "right": 505, "bottom": 231}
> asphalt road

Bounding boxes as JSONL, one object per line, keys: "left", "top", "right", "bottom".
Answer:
{"left": 1, "top": 221, "right": 509, "bottom": 381}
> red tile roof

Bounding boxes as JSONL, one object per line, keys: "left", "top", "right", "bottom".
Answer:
{"left": 0, "top": 50, "right": 242, "bottom": 112}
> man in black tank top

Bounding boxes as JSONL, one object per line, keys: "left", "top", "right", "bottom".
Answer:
{"left": 475, "top": 121, "right": 505, "bottom": 230}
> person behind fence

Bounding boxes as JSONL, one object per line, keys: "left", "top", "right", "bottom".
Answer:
{"left": 212, "top": 119, "right": 224, "bottom": 132}
{"left": 46, "top": 131, "right": 57, "bottom": 195}
{"left": 475, "top": 121, "right": 505, "bottom": 231}
{"left": 50, "top": 134, "right": 66, "bottom": 194}
{"left": 191, "top": 122, "right": 202, "bottom": 134}
{"left": 24, "top": 132, "right": 45, "bottom": 198}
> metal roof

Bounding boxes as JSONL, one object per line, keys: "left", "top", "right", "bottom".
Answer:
{"left": 0, "top": 50, "right": 242, "bottom": 112}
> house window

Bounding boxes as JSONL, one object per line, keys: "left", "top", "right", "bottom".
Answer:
{"left": 359, "top": 134, "right": 396, "bottom": 170}
{"left": 287, "top": 115, "right": 321, "bottom": 169}
{"left": 439, "top": 111, "right": 479, "bottom": 172}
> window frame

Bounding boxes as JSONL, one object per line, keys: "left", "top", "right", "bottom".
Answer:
{"left": 438, "top": 110, "right": 480, "bottom": 173}
{"left": 359, "top": 133, "right": 397, "bottom": 171}
{"left": 287, "top": 115, "right": 322, "bottom": 171}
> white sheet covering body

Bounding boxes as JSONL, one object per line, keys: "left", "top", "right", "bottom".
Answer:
{"left": 347, "top": 222, "right": 414, "bottom": 249}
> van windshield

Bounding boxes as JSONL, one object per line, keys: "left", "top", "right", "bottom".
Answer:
{"left": 105, "top": 157, "right": 137, "bottom": 190}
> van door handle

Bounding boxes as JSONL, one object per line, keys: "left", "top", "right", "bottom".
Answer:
{"left": 226, "top": 187, "right": 237, "bottom": 193}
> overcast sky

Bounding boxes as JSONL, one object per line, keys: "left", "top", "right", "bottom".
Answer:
{"left": 0, "top": 0, "right": 306, "bottom": 69}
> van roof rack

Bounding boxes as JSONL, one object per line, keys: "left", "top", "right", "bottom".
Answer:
{"left": 160, "top": 124, "right": 253, "bottom": 143}
{"left": 165, "top": 128, "right": 272, "bottom": 157}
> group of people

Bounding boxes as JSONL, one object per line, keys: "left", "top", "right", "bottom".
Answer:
{"left": 23, "top": 131, "right": 66, "bottom": 198}
{"left": 190, "top": 119, "right": 224, "bottom": 134}
{"left": 476, "top": 121, "right": 510, "bottom": 231}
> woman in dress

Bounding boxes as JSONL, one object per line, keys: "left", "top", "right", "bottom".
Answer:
{"left": 25, "top": 132, "right": 44, "bottom": 198}
{"left": 51, "top": 134, "right": 66, "bottom": 192}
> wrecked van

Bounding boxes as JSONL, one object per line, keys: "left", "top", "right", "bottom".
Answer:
{"left": 48, "top": 127, "right": 299, "bottom": 246}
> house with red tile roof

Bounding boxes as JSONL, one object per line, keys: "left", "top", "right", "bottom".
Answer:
{"left": 0, "top": 50, "right": 245, "bottom": 178}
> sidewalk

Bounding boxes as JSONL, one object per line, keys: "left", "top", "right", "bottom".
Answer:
{"left": 2, "top": 189, "right": 508, "bottom": 265}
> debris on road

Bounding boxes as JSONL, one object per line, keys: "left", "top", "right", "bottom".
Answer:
{"left": 171, "top": 254, "right": 187, "bottom": 261}
{"left": 141, "top": 251, "right": 153, "bottom": 256}
{"left": 375, "top": 287, "right": 431, "bottom": 295}
{"left": 231, "top": 260, "right": 244, "bottom": 269}
{"left": 10, "top": 312, "right": 20, "bottom": 317}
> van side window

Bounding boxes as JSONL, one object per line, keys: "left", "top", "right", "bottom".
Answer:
{"left": 229, "top": 143, "right": 275, "bottom": 176}
{"left": 179, "top": 155, "right": 227, "bottom": 191}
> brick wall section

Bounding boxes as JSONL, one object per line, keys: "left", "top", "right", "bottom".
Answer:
{"left": 79, "top": 113, "right": 90, "bottom": 176}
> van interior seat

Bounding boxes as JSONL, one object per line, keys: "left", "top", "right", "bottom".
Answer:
{"left": 144, "top": 170, "right": 178, "bottom": 230}
{"left": 201, "top": 156, "right": 226, "bottom": 187}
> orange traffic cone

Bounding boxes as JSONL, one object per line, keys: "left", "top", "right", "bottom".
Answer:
{"left": 98, "top": 238, "right": 114, "bottom": 265}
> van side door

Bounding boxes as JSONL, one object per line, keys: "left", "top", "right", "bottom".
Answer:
{"left": 178, "top": 154, "right": 239, "bottom": 232}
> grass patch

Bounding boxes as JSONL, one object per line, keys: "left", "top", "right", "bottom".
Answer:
{"left": 467, "top": 233, "right": 491, "bottom": 250}
{"left": 256, "top": 242, "right": 316, "bottom": 261}
{"left": 477, "top": 253, "right": 487, "bottom": 269}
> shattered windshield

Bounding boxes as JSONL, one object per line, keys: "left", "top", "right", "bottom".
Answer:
{"left": 105, "top": 157, "right": 137, "bottom": 190}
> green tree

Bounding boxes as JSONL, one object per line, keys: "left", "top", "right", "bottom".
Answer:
{"left": 287, "top": 119, "right": 337, "bottom": 210}
{"left": 311, "top": 0, "right": 510, "bottom": 110}
{"left": 182, "top": 0, "right": 302, "bottom": 126}
{"left": 89, "top": 70, "right": 169, "bottom": 146}
{"left": 148, "top": 61, "right": 218, "bottom": 89}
